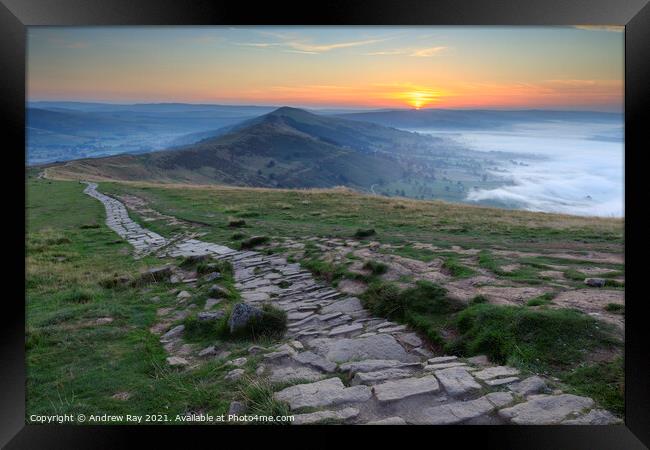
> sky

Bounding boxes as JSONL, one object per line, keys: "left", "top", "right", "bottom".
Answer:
{"left": 27, "top": 26, "right": 624, "bottom": 111}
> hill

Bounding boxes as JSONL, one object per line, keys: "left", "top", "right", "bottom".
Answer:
{"left": 47, "top": 107, "right": 516, "bottom": 195}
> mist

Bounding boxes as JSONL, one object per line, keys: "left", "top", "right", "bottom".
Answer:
{"left": 415, "top": 120, "right": 624, "bottom": 217}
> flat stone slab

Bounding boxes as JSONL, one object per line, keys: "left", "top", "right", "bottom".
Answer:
{"left": 309, "top": 334, "right": 419, "bottom": 363}
{"left": 274, "top": 378, "right": 372, "bottom": 410}
{"left": 499, "top": 394, "right": 594, "bottom": 425}
{"left": 269, "top": 365, "right": 324, "bottom": 383}
{"left": 373, "top": 376, "right": 440, "bottom": 403}
{"left": 473, "top": 366, "right": 520, "bottom": 380}
{"left": 328, "top": 323, "right": 363, "bottom": 337}
{"left": 396, "top": 332, "right": 422, "bottom": 347}
{"left": 428, "top": 356, "right": 458, "bottom": 364}
{"left": 561, "top": 409, "right": 621, "bottom": 425}
{"left": 434, "top": 366, "right": 482, "bottom": 397}
{"left": 352, "top": 368, "right": 417, "bottom": 385}
{"left": 413, "top": 392, "right": 513, "bottom": 425}
{"left": 292, "top": 351, "right": 337, "bottom": 373}
{"left": 320, "top": 297, "right": 363, "bottom": 314}
{"left": 424, "top": 362, "right": 468, "bottom": 371}
{"left": 339, "top": 359, "right": 421, "bottom": 374}
{"left": 292, "top": 407, "right": 359, "bottom": 425}
{"left": 366, "top": 417, "right": 407, "bottom": 425}
{"left": 485, "top": 376, "right": 519, "bottom": 386}
{"left": 508, "top": 376, "right": 549, "bottom": 396}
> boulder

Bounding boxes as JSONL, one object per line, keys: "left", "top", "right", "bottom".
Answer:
{"left": 209, "top": 284, "right": 230, "bottom": 298}
{"left": 138, "top": 265, "right": 173, "bottom": 283}
{"left": 228, "top": 401, "right": 247, "bottom": 416}
{"left": 160, "top": 325, "right": 184, "bottom": 342}
{"left": 177, "top": 290, "right": 192, "bottom": 301}
{"left": 584, "top": 278, "right": 607, "bottom": 287}
{"left": 225, "top": 369, "right": 245, "bottom": 381}
{"left": 228, "top": 303, "right": 263, "bottom": 333}
{"left": 204, "top": 272, "right": 221, "bottom": 282}
{"left": 198, "top": 346, "right": 217, "bottom": 357}
{"left": 166, "top": 356, "right": 189, "bottom": 367}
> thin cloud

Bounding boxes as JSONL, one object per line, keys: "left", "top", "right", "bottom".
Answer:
{"left": 410, "top": 46, "right": 447, "bottom": 57}
{"left": 238, "top": 33, "right": 391, "bottom": 54}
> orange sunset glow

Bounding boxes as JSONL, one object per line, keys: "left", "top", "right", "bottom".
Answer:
{"left": 27, "top": 26, "right": 624, "bottom": 111}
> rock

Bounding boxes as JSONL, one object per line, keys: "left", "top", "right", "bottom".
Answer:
{"left": 292, "top": 351, "right": 337, "bottom": 373}
{"left": 352, "top": 368, "right": 417, "bottom": 385}
{"left": 396, "top": 332, "right": 422, "bottom": 348}
{"left": 228, "top": 357, "right": 247, "bottom": 367}
{"left": 584, "top": 278, "right": 606, "bottom": 287}
{"left": 499, "top": 394, "right": 594, "bottom": 425}
{"left": 248, "top": 345, "right": 266, "bottom": 354}
{"left": 289, "top": 340, "right": 304, "bottom": 350}
{"left": 366, "top": 417, "right": 407, "bottom": 425}
{"left": 150, "top": 296, "right": 161, "bottom": 302}
{"left": 111, "top": 391, "right": 131, "bottom": 401}
{"left": 209, "top": 284, "right": 230, "bottom": 298}
{"left": 198, "top": 346, "right": 217, "bottom": 357}
{"left": 204, "top": 298, "right": 221, "bottom": 310}
{"left": 320, "top": 297, "right": 364, "bottom": 314}
{"left": 197, "top": 311, "right": 225, "bottom": 322}
{"left": 424, "top": 362, "right": 468, "bottom": 371}
{"left": 204, "top": 272, "right": 221, "bottom": 282}
{"left": 466, "top": 355, "right": 490, "bottom": 366}
{"left": 228, "top": 303, "right": 263, "bottom": 333}
{"left": 216, "top": 350, "right": 231, "bottom": 360}
{"left": 169, "top": 275, "right": 181, "bottom": 284}
{"left": 473, "top": 366, "right": 520, "bottom": 380}
{"left": 413, "top": 392, "right": 513, "bottom": 425}
{"left": 373, "top": 376, "right": 440, "bottom": 403}
{"left": 166, "top": 356, "right": 189, "bottom": 367}
{"left": 177, "top": 290, "right": 192, "bottom": 301}
{"left": 95, "top": 317, "right": 113, "bottom": 325}
{"left": 508, "top": 376, "right": 549, "bottom": 396}
{"left": 561, "top": 409, "right": 621, "bottom": 425}
{"left": 485, "top": 376, "right": 519, "bottom": 386}
{"left": 428, "top": 356, "right": 458, "bottom": 364}
{"left": 264, "top": 350, "right": 294, "bottom": 361}
{"left": 328, "top": 323, "right": 364, "bottom": 337}
{"left": 160, "top": 325, "right": 185, "bottom": 342}
{"left": 225, "top": 369, "right": 245, "bottom": 381}
{"left": 434, "top": 366, "right": 482, "bottom": 397}
{"left": 411, "top": 347, "right": 434, "bottom": 359}
{"left": 377, "top": 325, "right": 408, "bottom": 333}
{"left": 139, "top": 265, "right": 173, "bottom": 283}
{"left": 228, "top": 401, "right": 246, "bottom": 416}
{"left": 292, "top": 407, "right": 359, "bottom": 425}
{"left": 309, "top": 334, "right": 419, "bottom": 363}
{"left": 273, "top": 378, "right": 372, "bottom": 409}
{"left": 269, "top": 366, "right": 324, "bottom": 383}
{"left": 255, "top": 365, "right": 266, "bottom": 376}
{"left": 340, "top": 359, "right": 421, "bottom": 374}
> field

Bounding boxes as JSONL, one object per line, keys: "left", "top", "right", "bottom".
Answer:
{"left": 26, "top": 174, "right": 625, "bottom": 420}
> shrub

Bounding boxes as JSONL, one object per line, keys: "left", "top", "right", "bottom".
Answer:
{"left": 470, "top": 295, "right": 489, "bottom": 305}
{"left": 228, "top": 218, "right": 246, "bottom": 228}
{"left": 240, "top": 235, "right": 270, "bottom": 250}
{"left": 604, "top": 303, "right": 625, "bottom": 314}
{"left": 61, "top": 288, "right": 94, "bottom": 304}
{"left": 231, "top": 232, "right": 247, "bottom": 240}
{"left": 526, "top": 292, "right": 555, "bottom": 307}
{"left": 354, "top": 228, "right": 376, "bottom": 239}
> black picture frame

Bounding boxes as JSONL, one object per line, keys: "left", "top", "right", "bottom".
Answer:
{"left": 3, "top": 0, "right": 648, "bottom": 447}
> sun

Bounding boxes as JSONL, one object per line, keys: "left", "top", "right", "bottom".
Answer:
{"left": 405, "top": 90, "right": 439, "bottom": 110}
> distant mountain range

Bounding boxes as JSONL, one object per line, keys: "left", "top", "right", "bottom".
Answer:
{"left": 46, "top": 106, "right": 502, "bottom": 190}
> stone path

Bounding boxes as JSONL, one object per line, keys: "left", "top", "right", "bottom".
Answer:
{"left": 82, "top": 181, "right": 619, "bottom": 425}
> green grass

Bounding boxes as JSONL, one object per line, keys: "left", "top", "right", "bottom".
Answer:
{"left": 560, "top": 357, "right": 624, "bottom": 415}
{"left": 526, "top": 292, "right": 555, "bottom": 307}
{"left": 362, "top": 260, "right": 388, "bottom": 276}
{"left": 236, "top": 377, "right": 291, "bottom": 424}
{"left": 26, "top": 178, "right": 236, "bottom": 422}
{"left": 450, "top": 303, "right": 619, "bottom": 373}
{"left": 442, "top": 257, "right": 476, "bottom": 278}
